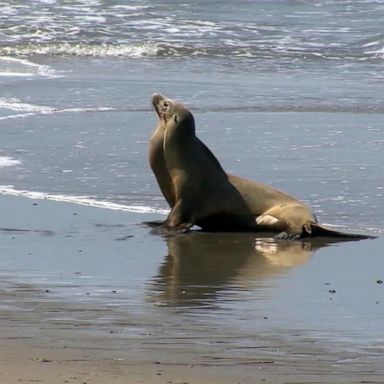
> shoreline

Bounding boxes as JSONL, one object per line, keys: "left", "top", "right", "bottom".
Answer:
{"left": 0, "top": 194, "right": 383, "bottom": 383}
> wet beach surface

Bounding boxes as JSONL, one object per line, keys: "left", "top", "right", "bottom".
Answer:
{"left": 0, "top": 195, "right": 383, "bottom": 383}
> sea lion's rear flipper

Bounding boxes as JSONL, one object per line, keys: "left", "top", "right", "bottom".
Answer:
{"left": 310, "top": 223, "right": 376, "bottom": 240}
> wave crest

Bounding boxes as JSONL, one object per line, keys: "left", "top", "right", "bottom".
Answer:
{"left": 1, "top": 42, "right": 161, "bottom": 58}
{"left": 2, "top": 40, "right": 384, "bottom": 61}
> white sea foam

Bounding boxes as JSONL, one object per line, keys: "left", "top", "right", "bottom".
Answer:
{"left": 0, "top": 72, "right": 31, "bottom": 77}
{"left": 0, "top": 112, "right": 37, "bottom": 121}
{"left": 0, "top": 157, "right": 22, "bottom": 168}
{"left": 0, "top": 185, "right": 169, "bottom": 215}
{"left": 61, "top": 106, "right": 115, "bottom": 113}
{"left": 0, "top": 56, "right": 60, "bottom": 78}
{"left": 1, "top": 43, "right": 161, "bottom": 58}
{"left": 365, "top": 46, "right": 384, "bottom": 59}
{"left": 111, "top": 5, "right": 149, "bottom": 11}
{"left": 0, "top": 98, "right": 116, "bottom": 121}
{"left": 0, "top": 98, "right": 56, "bottom": 113}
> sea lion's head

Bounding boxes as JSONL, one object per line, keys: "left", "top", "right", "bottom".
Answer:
{"left": 152, "top": 93, "right": 195, "bottom": 138}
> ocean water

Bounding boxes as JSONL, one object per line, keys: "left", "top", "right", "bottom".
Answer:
{"left": 0, "top": 0, "right": 383, "bottom": 233}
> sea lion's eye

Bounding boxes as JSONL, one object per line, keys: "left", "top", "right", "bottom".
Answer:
{"left": 174, "top": 115, "right": 178, "bottom": 124}
{"left": 161, "top": 101, "right": 170, "bottom": 112}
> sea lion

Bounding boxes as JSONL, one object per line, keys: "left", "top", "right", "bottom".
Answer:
{"left": 149, "top": 100, "right": 175, "bottom": 207}
{"left": 150, "top": 93, "right": 374, "bottom": 240}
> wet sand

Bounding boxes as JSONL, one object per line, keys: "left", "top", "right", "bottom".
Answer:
{"left": 0, "top": 194, "right": 383, "bottom": 383}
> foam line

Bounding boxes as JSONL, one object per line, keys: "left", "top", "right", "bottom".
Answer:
{"left": 0, "top": 157, "right": 22, "bottom": 168}
{"left": 0, "top": 186, "right": 169, "bottom": 215}
{"left": 0, "top": 56, "right": 61, "bottom": 78}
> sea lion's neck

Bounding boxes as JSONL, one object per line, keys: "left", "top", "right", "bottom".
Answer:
{"left": 164, "top": 123, "right": 195, "bottom": 151}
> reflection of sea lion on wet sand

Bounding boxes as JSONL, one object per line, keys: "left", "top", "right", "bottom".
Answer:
{"left": 150, "top": 93, "right": 374, "bottom": 240}
{"left": 151, "top": 232, "right": 339, "bottom": 306}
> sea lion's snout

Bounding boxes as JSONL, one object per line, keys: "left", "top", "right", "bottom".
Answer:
{"left": 152, "top": 93, "right": 166, "bottom": 109}
{"left": 152, "top": 93, "right": 171, "bottom": 118}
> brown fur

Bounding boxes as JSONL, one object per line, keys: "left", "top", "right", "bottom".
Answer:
{"left": 150, "top": 93, "right": 374, "bottom": 240}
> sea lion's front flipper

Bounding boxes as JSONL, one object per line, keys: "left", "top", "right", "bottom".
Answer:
{"left": 164, "top": 200, "right": 194, "bottom": 233}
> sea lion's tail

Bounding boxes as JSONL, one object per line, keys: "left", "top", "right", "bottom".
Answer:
{"left": 310, "top": 223, "right": 377, "bottom": 240}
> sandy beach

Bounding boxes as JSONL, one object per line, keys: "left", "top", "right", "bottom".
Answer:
{"left": 0, "top": 194, "right": 382, "bottom": 384}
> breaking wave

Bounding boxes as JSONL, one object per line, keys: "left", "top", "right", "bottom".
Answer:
{"left": 0, "top": 0, "right": 382, "bottom": 62}
{"left": 0, "top": 42, "right": 161, "bottom": 58}
{"left": 1, "top": 40, "right": 383, "bottom": 62}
